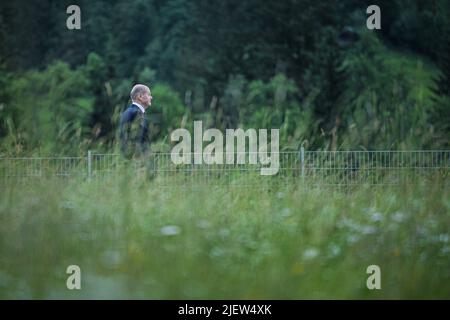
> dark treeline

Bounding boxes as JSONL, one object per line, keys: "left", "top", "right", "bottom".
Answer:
{"left": 0, "top": 0, "right": 449, "bottom": 155}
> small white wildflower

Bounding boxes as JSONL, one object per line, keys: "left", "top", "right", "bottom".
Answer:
{"left": 337, "top": 218, "right": 353, "bottom": 229}
{"left": 361, "top": 225, "right": 377, "bottom": 235}
{"left": 439, "top": 234, "right": 449, "bottom": 243}
{"left": 363, "top": 207, "right": 372, "bottom": 214}
{"left": 160, "top": 225, "right": 181, "bottom": 236}
{"left": 392, "top": 211, "right": 407, "bottom": 223}
{"left": 197, "top": 219, "right": 211, "bottom": 229}
{"left": 370, "top": 212, "right": 383, "bottom": 222}
{"left": 276, "top": 192, "right": 285, "bottom": 199}
{"left": 329, "top": 244, "right": 341, "bottom": 257}
{"left": 426, "top": 219, "right": 438, "bottom": 229}
{"left": 210, "top": 247, "right": 225, "bottom": 258}
{"left": 280, "top": 207, "right": 292, "bottom": 218}
{"left": 416, "top": 226, "right": 427, "bottom": 237}
{"left": 363, "top": 207, "right": 378, "bottom": 214}
{"left": 303, "top": 248, "right": 319, "bottom": 260}
{"left": 347, "top": 234, "right": 360, "bottom": 244}
{"left": 218, "top": 228, "right": 230, "bottom": 238}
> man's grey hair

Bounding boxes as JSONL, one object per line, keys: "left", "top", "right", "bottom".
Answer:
{"left": 130, "top": 84, "right": 149, "bottom": 101}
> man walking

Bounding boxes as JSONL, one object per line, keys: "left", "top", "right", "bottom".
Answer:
{"left": 119, "top": 84, "right": 153, "bottom": 159}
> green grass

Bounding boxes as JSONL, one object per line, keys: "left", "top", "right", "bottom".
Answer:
{"left": 0, "top": 175, "right": 449, "bottom": 299}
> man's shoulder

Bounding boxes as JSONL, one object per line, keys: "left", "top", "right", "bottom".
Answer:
{"left": 121, "top": 104, "right": 139, "bottom": 117}
{"left": 124, "top": 103, "right": 139, "bottom": 112}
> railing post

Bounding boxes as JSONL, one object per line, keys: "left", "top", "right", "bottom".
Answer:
{"left": 87, "top": 150, "right": 92, "bottom": 181}
{"left": 300, "top": 147, "right": 305, "bottom": 182}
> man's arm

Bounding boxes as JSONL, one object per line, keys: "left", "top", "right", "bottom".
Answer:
{"left": 140, "top": 115, "right": 150, "bottom": 155}
{"left": 119, "top": 108, "right": 137, "bottom": 156}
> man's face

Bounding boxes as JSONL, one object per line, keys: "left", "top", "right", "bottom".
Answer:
{"left": 139, "top": 88, "right": 153, "bottom": 108}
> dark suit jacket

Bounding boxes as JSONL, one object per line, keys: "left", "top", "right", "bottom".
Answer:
{"left": 119, "top": 103, "right": 149, "bottom": 158}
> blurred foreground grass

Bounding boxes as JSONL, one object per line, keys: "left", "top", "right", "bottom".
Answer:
{"left": 0, "top": 174, "right": 449, "bottom": 299}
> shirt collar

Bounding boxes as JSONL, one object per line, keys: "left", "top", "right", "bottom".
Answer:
{"left": 132, "top": 102, "right": 146, "bottom": 114}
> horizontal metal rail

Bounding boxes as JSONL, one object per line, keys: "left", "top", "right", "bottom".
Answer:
{"left": 0, "top": 150, "right": 448, "bottom": 186}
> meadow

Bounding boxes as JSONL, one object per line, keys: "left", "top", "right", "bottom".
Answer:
{"left": 0, "top": 172, "right": 448, "bottom": 299}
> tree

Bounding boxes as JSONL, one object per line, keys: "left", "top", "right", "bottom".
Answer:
{"left": 430, "top": 34, "right": 450, "bottom": 147}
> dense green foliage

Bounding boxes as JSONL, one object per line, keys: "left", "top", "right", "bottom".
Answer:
{"left": 0, "top": 0, "right": 448, "bottom": 155}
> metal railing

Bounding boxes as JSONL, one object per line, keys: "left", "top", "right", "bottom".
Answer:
{"left": 0, "top": 156, "right": 86, "bottom": 182}
{"left": 1, "top": 149, "right": 449, "bottom": 186}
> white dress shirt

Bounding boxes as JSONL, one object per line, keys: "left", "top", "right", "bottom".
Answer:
{"left": 132, "top": 101, "right": 146, "bottom": 114}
